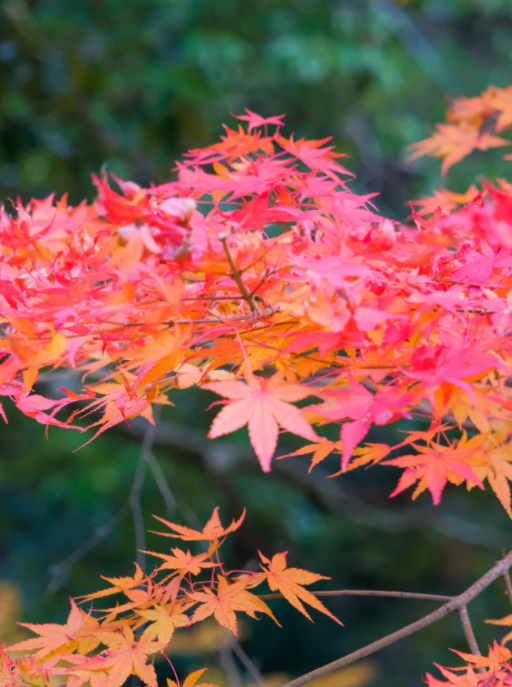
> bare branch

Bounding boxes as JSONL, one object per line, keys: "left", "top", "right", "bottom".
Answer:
{"left": 458, "top": 605, "right": 481, "bottom": 657}
{"left": 219, "top": 630, "right": 243, "bottom": 687}
{"left": 259, "top": 590, "right": 452, "bottom": 602}
{"left": 146, "top": 451, "right": 176, "bottom": 513}
{"left": 280, "top": 550, "right": 512, "bottom": 687}
{"left": 130, "top": 409, "right": 160, "bottom": 571}
{"left": 118, "top": 417, "right": 512, "bottom": 552}
{"left": 230, "top": 639, "right": 265, "bottom": 685}
{"left": 504, "top": 571, "right": 512, "bottom": 610}
{"left": 47, "top": 502, "right": 130, "bottom": 593}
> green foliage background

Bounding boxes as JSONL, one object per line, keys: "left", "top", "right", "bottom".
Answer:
{"left": 2, "top": 1, "right": 512, "bottom": 686}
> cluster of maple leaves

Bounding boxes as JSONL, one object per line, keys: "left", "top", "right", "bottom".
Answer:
{"left": 426, "top": 644, "right": 512, "bottom": 687}
{"left": 4, "top": 97, "right": 512, "bottom": 686}
{"left": 0, "top": 508, "right": 340, "bottom": 687}
{"left": 408, "top": 84, "right": 512, "bottom": 175}
{"left": 2, "top": 108, "right": 512, "bottom": 513}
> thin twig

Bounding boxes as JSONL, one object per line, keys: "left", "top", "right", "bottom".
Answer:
{"left": 131, "top": 409, "right": 161, "bottom": 571}
{"left": 219, "top": 631, "right": 243, "bottom": 687}
{"left": 146, "top": 451, "right": 175, "bottom": 513}
{"left": 259, "top": 590, "right": 452, "bottom": 602}
{"left": 219, "top": 235, "right": 259, "bottom": 313}
{"left": 230, "top": 639, "right": 265, "bottom": 685}
{"left": 458, "top": 605, "right": 481, "bottom": 657}
{"left": 280, "top": 550, "right": 512, "bottom": 687}
{"left": 118, "top": 417, "right": 512, "bottom": 552}
{"left": 47, "top": 502, "right": 131, "bottom": 593}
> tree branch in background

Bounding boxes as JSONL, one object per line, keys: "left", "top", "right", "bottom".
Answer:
{"left": 118, "top": 418, "right": 512, "bottom": 552}
{"left": 280, "top": 551, "right": 512, "bottom": 687}
{"left": 458, "top": 605, "right": 481, "bottom": 658}
{"left": 259, "top": 590, "right": 452, "bottom": 602}
{"left": 504, "top": 570, "right": 512, "bottom": 610}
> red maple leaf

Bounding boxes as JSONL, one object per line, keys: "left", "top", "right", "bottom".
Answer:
{"left": 384, "top": 442, "right": 484, "bottom": 505}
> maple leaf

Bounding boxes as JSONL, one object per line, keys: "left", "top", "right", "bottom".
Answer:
{"left": 483, "top": 451, "right": 512, "bottom": 518}
{"left": 453, "top": 642, "right": 512, "bottom": 672}
{"left": 384, "top": 442, "right": 484, "bottom": 505}
{"left": 7, "top": 599, "right": 99, "bottom": 660}
{"left": 259, "top": 552, "right": 342, "bottom": 625}
{"left": 407, "top": 123, "right": 509, "bottom": 174}
{"left": 61, "top": 670, "right": 109, "bottom": 687}
{"left": 330, "top": 442, "right": 392, "bottom": 477}
{"left": 151, "top": 507, "right": 245, "bottom": 544}
{"left": 138, "top": 603, "right": 190, "bottom": 645}
{"left": 73, "top": 626, "right": 162, "bottom": 687}
{"left": 234, "top": 111, "right": 285, "bottom": 133}
{"left": 279, "top": 440, "right": 343, "bottom": 472}
{"left": 277, "top": 135, "right": 354, "bottom": 180}
{"left": 308, "top": 378, "right": 413, "bottom": 470}
{"left": 486, "top": 85, "right": 512, "bottom": 132}
{"left": 204, "top": 370, "right": 320, "bottom": 472}
{"left": 188, "top": 577, "right": 278, "bottom": 635}
{"left": 425, "top": 643, "right": 512, "bottom": 687}
{"left": 411, "top": 186, "right": 481, "bottom": 217}
{"left": 0, "top": 650, "right": 21, "bottom": 687}
{"left": 143, "top": 548, "right": 217, "bottom": 576}
{"left": 167, "top": 668, "right": 219, "bottom": 687}
{"left": 77, "top": 563, "right": 145, "bottom": 602}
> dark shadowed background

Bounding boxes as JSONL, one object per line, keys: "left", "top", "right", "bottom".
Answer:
{"left": 1, "top": 1, "right": 512, "bottom": 686}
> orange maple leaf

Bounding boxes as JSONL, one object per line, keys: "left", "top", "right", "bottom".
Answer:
{"left": 329, "top": 442, "right": 392, "bottom": 477}
{"left": 77, "top": 563, "right": 145, "bottom": 602}
{"left": 259, "top": 552, "right": 342, "bottom": 625}
{"left": 188, "top": 577, "right": 278, "bottom": 635}
{"left": 73, "top": 626, "right": 162, "bottom": 687}
{"left": 167, "top": 668, "right": 219, "bottom": 687}
{"left": 151, "top": 507, "right": 245, "bottom": 544}
{"left": 138, "top": 603, "right": 190, "bottom": 645}
{"left": 407, "top": 124, "right": 509, "bottom": 175}
{"left": 487, "top": 85, "right": 512, "bottom": 132}
{"left": 8, "top": 599, "right": 99, "bottom": 660}
{"left": 483, "top": 452, "right": 512, "bottom": 518}
{"left": 143, "top": 548, "right": 217, "bottom": 576}
{"left": 279, "top": 440, "right": 343, "bottom": 471}
{"left": 204, "top": 370, "right": 320, "bottom": 472}
{"left": 426, "top": 642, "right": 512, "bottom": 687}
{"left": 451, "top": 642, "right": 512, "bottom": 671}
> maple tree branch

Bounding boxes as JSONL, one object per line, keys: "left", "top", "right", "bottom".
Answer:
{"left": 458, "top": 605, "right": 481, "bottom": 657}
{"left": 167, "top": 312, "right": 270, "bottom": 326}
{"left": 182, "top": 295, "right": 244, "bottom": 301}
{"left": 438, "top": 279, "right": 507, "bottom": 290}
{"left": 280, "top": 550, "right": 512, "bottom": 687}
{"left": 146, "top": 451, "right": 176, "bottom": 513}
{"left": 259, "top": 590, "right": 452, "bottom": 602}
{"left": 219, "top": 235, "right": 259, "bottom": 313}
{"left": 503, "top": 571, "right": 512, "bottom": 609}
{"left": 131, "top": 409, "right": 160, "bottom": 571}
{"left": 219, "top": 631, "right": 243, "bottom": 687}
{"left": 229, "top": 638, "right": 265, "bottom": 685}
{"left": 47, "top": 502, "right": 131, "bottom": 593}
{"left": 118, "top": 418, "right": 512, "bottom": 552}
